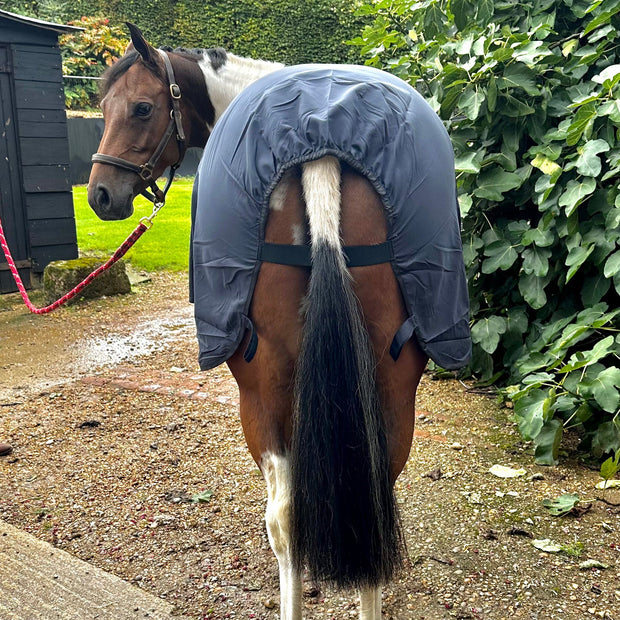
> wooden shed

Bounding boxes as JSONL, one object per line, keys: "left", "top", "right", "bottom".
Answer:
{"left": 0, "top": 10, "right": 81, "bottom": 293}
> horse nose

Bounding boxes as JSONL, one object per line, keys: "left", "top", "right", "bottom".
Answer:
{"left": 87, "top": 179, "right": 133, "bottom": 220}
{"left": 95, "top": 184, "right": 111, "bottom": 210}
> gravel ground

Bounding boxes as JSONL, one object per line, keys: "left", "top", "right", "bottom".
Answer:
{"left": 1, "top": 273, "right": 619, "bottom": 620}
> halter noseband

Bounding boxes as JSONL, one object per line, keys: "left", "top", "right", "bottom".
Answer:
{"left": 92, "top": 50, "right": 186, "bottom": 206}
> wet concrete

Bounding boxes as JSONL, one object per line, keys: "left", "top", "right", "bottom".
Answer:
{"left": 0, "top": 274, "right": 194, "bottom": 404}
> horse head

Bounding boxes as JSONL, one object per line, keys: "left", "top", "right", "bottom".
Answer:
{"left": 87, "top": 24, "right": 210, "bottom": 220}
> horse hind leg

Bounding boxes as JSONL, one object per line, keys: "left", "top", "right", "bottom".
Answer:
{"left": 262, "top": 452, "right": 302, "bottom": 620}
{"left": 359, "top": 587, "right": 381, "bottom": 620}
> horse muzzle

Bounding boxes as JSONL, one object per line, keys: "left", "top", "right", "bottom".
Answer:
{"left": 87, "top": 181, "right": 135, "bottom": 221}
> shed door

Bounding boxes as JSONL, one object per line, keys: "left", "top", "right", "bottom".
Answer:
{"left": 0, "top": 45, "right": 30, "bottom": 293}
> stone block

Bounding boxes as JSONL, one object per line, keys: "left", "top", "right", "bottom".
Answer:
{"left": 43, "top": 257, "right": 131, "bottom": 304}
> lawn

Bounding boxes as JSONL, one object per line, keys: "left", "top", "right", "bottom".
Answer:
{"left": 73, "top": 177, "right": 194, "bottom": 272}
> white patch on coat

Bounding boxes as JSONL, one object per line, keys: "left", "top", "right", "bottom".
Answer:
{"left": 262, "top": 452, "right": 302, "bottom": 620}
{"left": 269, "top": 168, "right": 295, "bottom": 212}
{"left": 301, "top": 156, "right": 342, "bottom": 250}
{"left": 197, "top": 53, "right": 284, "bottom": 124}
{"left": 291, "top": 224, "right": 305, "bottom": 246}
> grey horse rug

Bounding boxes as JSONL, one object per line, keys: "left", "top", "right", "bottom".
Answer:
{"left": 191, "top": 64, "right": 471, "bottom": 371}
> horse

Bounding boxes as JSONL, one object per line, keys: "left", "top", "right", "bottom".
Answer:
{"left": 87, "top": 23, "right": 470, "bottom": 620}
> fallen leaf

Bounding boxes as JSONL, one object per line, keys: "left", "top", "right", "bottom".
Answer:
{"left": 532, "top": 539, "right": 563, "bottom": 553}
{"left": 579, "top": 559, "right": 610, "bottom": 570}
{"left": 192, "top": 490, "right": 214, "bottom": 503}
{"left": 489, "top": 464, "right": 527, "bottom": 478}
{"left": 542, "top": 493, "right": 580, "bottom": 516}
{"left": 595, "top": 479, "right": 620, "bottom": 489}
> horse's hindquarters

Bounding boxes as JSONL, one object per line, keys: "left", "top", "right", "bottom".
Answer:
{"left": 340, "top": 168, "right": 428, "bottom": 480}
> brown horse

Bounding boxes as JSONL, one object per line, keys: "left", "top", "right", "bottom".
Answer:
{"left": 88, "top": 24, "right": 466, "bottom": 620}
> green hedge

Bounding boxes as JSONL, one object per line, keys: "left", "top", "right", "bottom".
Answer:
{"left": 1, "top": 0, "right": 367, "bottom": 65}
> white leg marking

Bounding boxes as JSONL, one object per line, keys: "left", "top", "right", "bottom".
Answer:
{"left": 359, "top": 587, "right": 381, "bottom": 620}
{"left": 301, "top": 156, "right": 342, "bottom": 250}
{"left": 262, "top": 452, "right": 302, "bottom": 620}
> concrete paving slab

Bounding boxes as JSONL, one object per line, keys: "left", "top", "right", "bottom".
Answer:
{"left": 0, "top": 520, "right": 183, "bottom": 619}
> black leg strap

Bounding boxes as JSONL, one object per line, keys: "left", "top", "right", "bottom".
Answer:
{"left": 390, "top": 316, "right": 415, "bottom": 361}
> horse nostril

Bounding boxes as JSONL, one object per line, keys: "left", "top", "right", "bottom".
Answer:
{"left": 96, "top": 185, "right": 111, "bottom": 209}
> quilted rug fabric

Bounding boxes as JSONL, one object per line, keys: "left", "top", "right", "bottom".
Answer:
{"left": 191, "top": 64, "right": 471, "bottom": 371}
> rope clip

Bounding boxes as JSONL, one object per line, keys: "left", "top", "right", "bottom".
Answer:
{"left": 140, "top": 200, "right": 165, "bottom": 229}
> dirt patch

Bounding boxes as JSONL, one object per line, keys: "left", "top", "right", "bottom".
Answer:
{"left": 1, "top": 274, "right": 619, "bottom": 619}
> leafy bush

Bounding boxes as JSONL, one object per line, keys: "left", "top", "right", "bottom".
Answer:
{"left": 351, "top": 0, "right": 620, "bottom": 463}
{"left": 60, "top": 17, "right": 127, "bottom": 109}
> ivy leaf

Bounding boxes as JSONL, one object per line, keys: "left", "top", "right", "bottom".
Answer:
{"left": 506, "top": 307, "right": 529, "bottom": 335}
{"left": 519, "top": 273, "right": 548, "bottom": 309}
{"left": 575, "top": 139, "right": 611, "bottom": 177}
{"left": 583, "top": 4, "right": 620, "bottom": 36}
{"left": 565, "top": 243, "right": 595, "bottom": 282}
{"left": 502, "top": 93, "right": 535, "bottom": 117}
{"left": 598, "top": 100, "right": 620, "bottom": 123}
{"left": 534, "top": 418, "right": 563, "bottom": 466}
{"left": 566, "top": 103, "right": 596, "bottom": 145}
{"left": 603, "top": 250, "right": 620, "bottom": 278}
{"left": 471, "top": 315, "right": 507, "bottom": 354}
{"left": 600, "top": 451, "right": 620, "bottom": 483}
{"left": 458, "top": 193, "right": 473, "bottom": 218}
{"left": 523, "top": 245, "right": 552, "bottom": 277}
{"left": 531, "top": 154, "right": 562, "bottom": 180}
{"left": 455, "top": 151, "right": 483, "bottom": 173}
{"left": 423, "top": 2, "right": 447, "bottom": 39}
{"left": 458, "top": 86, "right": 485, "bottom": 120}
{"left": 591, "top": 366, "right": 620, "bottom": 413}
{"left": 514, "top": 388, "right": 548, "bottom": 440}
{"left": 498, "top": 64, "right": 539, "bottom": 96}
{"left": 475, "top": 168, "right": 523, "bottom": 201}
{"left": 476, "top": 0, "right": 494, "bottom": 25}
{"left": 581, "top": 273, "right": 611, "bottom": 306}
{"left": 452, "top": 0, "right": 473, "bottom": 31}
{"left": 592, "top": 63, "right": 620, "bottom": 89}
{"left": 607, "top": 206, "right": 620, "bottom": 229}
{"left": 513, "top": 40, "right": 550, "bottom": 65}
{"left": 487, "top": 75, "right": 497, "bottom": 111}
{"left": 558, "top": 177, "right": 596, "bottom": 217}
{"left": 562, "top": 336, "right": 617, "bottom": 373}
{"left": 482, "top": 239, "right": 519, "bottom": 273}
{"left": 522, "top": 225, "right": 555, "bottom": 248}
{"left": 590, "top": 420, "right": 620, "bottom": 459}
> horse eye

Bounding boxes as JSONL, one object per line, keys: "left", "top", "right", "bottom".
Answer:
{"left": 134, "top": 102, "right": 153, "bottom": 118}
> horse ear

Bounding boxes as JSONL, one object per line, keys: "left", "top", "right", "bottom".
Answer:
{"left": 126, "top": 22, "right": 156, "bottom": 64}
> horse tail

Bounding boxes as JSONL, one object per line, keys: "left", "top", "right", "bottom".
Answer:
{"left": 290, "top": 156, "right": 403, "bottom": 588}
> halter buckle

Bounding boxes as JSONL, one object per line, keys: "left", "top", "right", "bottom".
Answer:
{"left": 139, "top": 164, "right": 154, "bottom": 181}
{"left": 170, "top": 83, "right": 181, "bottom": 99}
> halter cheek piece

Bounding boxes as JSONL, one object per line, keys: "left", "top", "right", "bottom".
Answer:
{"left": 92, "top": 50, "right": 186, "bottom": 206}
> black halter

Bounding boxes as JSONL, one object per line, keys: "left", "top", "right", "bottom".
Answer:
{"left": 92, "top": 50, "right": 186, "bottom": 206}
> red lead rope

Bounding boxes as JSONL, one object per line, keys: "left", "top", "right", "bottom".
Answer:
{"left": 0, "top": 217, "right": 150, "bottom": 314}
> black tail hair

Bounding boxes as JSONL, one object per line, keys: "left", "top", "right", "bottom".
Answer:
{"left": 290, "top": 240, "right": 403, "bottom": 588}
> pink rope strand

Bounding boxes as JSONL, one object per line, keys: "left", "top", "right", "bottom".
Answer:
{"left": 0, "top": 215, "right": 149, "bottom": 314}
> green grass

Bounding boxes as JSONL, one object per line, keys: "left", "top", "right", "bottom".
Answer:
{"left": 73, "top": 177, "right": 194, "bottom": 272}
